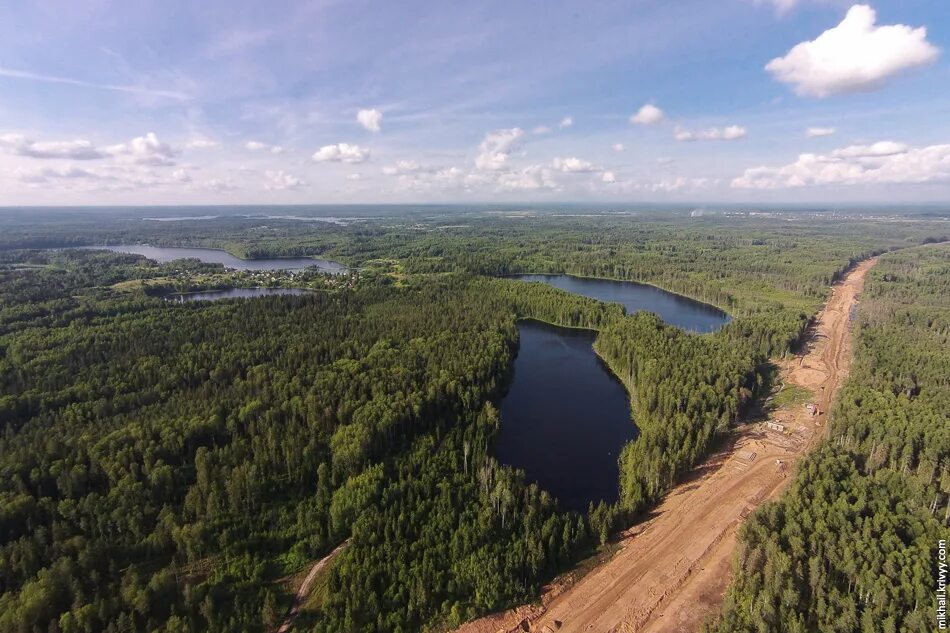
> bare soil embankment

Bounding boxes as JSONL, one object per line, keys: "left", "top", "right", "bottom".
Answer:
{"left": 454, "top": 258, "right": 876, "bottom": 633}
{"left": 276, "top": 540, "right": 348, "bottom": 633}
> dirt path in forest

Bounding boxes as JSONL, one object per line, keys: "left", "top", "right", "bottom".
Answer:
{"left": 276, "top": 540, "right": 348, "bottom": 633}
{"left": 454, "top": 258, "right": 876, "bottom": 633}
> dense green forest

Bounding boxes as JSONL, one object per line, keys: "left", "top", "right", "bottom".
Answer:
{"left": 596, "top": 313, "right": 761, "bottom": 512}
{"left": 0, "top": 245, "right": 645, "bottom": 632}
{"left": 0, "top": 249, "right": 621, "bottom": 632}
{"left": 0, "top": 210, "right": 944, "bottom": 632}
{"left": 710, "top": 245, "right": 950, "bottom": 633}
{"left": 0, "top": 208, "right": 942, "bottom": 319}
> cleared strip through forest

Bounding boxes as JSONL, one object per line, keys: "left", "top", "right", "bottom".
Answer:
{"left": 276, "top": 540, "right": 348, "bottom": 633}
{"left": 454, "top": 258, "right": 876, "bottom": 633}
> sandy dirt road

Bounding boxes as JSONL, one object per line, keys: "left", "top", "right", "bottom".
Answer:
{"left": 455, "top": 258, "right": 876, "bottom": 633}
{"left": 276, "top": 540, "right": 348, "bottom": 633}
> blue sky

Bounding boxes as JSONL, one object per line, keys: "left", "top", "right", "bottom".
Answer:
{"left": 1, "top": 0, "right": 949, "bottom": 205}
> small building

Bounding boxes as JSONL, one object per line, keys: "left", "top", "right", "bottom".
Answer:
{"left": 766, "top": 421, "right": 785, "bottom": 432}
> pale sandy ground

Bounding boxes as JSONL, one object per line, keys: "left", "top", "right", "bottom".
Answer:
{"left": 276, "top": 540, "right": 348, "bottom": 633}
{"left": 454, "top": 258, "right": 876, "bottom": 633}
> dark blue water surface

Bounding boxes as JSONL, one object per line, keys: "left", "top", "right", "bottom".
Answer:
{"left": 496, "top": 276, "right": 731, "bottom": 511}
{"left": 85, "top": 245, "right": 345, "bottom": 272}
{"left": 496, "top": 320, "right": 636, "bottom": 512}
{"left": 513, "top": 274, "right": 730, "bottom": 333}
{"left": 166, "top": 288, "right": 310, "bottom": 302}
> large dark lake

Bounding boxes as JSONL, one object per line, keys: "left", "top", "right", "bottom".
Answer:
{"left": 166, "top": 288, "right": 310, "bottom": 302}
{"left": 513, "top": 274, "right": 729, "bottom": 333}
{"left": 496, "top": 320, "right": 636, "bottom": 512}
{"left": 86, "top": 245, "right": 345, "bottom": 272}
{"left": 496, "top": 275, "right": 731, "bottom": 511}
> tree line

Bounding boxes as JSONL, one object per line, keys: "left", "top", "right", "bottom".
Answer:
{"left": 709, "top": 246, "right": 949, "bottom": 633}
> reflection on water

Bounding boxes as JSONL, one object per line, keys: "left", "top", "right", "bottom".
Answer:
{"left": 84, "top": 244, "right": 345, "bottom": 272}
{"left": 513, "top": 274, "right": 729, "bottom": 333}
{"left": 166, "top": 288, "right": 310, "bottom": 302}
{"left": 496, "top": 320, "right": 637, "bottom": 512}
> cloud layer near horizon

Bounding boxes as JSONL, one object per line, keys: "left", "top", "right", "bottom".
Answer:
{"left": 0, "top": 1, "right": 947, "bottom": 204}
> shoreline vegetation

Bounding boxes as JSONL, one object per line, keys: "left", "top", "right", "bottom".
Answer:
{"left": 0, "top": 211, "right": 945, "bottom": 632}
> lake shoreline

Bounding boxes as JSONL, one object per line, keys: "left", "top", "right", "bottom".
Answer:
{"left": 164, "top": 287, "right": 316, "bottom": 302}
{"left": 77, "top": 244, "right": 346, "bottom": 272}
{"left": 496, "top": 319, "right": 638, "bottom": 512}
{"left": 511, "top": 273, "right": 730, "bottom": 333}
{"left": 500, "top": 270, "right": 732, "bottom": 318}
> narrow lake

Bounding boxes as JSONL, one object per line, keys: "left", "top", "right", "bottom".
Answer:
{"left": 85, "top": 245, "right": 345, "bottom": 272}
{"left": 513, "top": 274, "right": 730, "bottom": 333}
{"left": 496, "top": 320, "right": 636, "bottom": 512}
{"left": 166, "top": 288, "right": 310, "bottom": 302}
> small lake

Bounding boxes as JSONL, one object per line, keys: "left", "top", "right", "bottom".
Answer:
{"left": 166, "top": 288, "right": 311, "bottom": 302}
{"left": 513, "top": 274, "right": 729, "bottom": 333}
{"left": 496, "top": 320, "right": 636, "bottom": 512}
{"left": 86, "top": 245, "right": 345, "bottom": 272}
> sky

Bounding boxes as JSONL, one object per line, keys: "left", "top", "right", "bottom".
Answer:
{"left": 1, "top": 0, "right": 949, "bottom": 206}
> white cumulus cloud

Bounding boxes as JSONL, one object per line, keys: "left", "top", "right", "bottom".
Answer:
{"left": 602, "top": 171, "right": 617, "bottom": 184}
{"left": 496, "top": 165, "right": 558, "bottom": 191}
{"left": 185, "top": 137, "right": 218, "bottom": 149}
{"left": 171, "top": 169, "right": 191, "bottom": 183}
{"left": 732, "top": 140, "right": 950, "bottom": 189}
{"left": 1, "top": 131, "right": 182, "bottom": 166}
{"left": 357, "top": 108, "right": 382, "bottom": 132}
{"left": 630, "top": 104, "right": 665, "bottom": 125}
{"left": 831, "top": 141, "right": 908, "bottom": 158}
{"left": 675, "top": 125, "right": 746, "bottom": 142}
{"left": 382, "top": 160, "right": 429, "bottom": 175}
{"left": 312, "top": 143, "right": 370, "bottom": 163}
{"left": 265, "top": 170, "right": 306, "bottom": 190}
{"left": 109, "top": 132, "right": 180, "bottom": 166}
{"left": 765, "top": 4, "right": 939, "bottom": 98}
{"left": 475, "top": 128, "right": 524, "bottom": 171}
{"left": 806, "top": 127, "right": 836, "bottom": 138}
{"left": 0, "top": 134, "right": 109, "bottom": 160}
{"left": 551, "top": 157, "right": 598, "bottom": 173}
{"left": 612, "top": 176, "right": 716, "bottom": 193}
{"left": 559, "top": 117, "right": 573, "bottom": 129}
{"left": 612, "top": 143, "right": 625, "bottom": 152}
{"left": 245, "top": 140, "right": 283, "bottom": 154}
{"left": 14, "top": 162, "right": 200, "bottom": 192}
{"left": 647, "top": 176, "right": 714, "bottom": 192}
